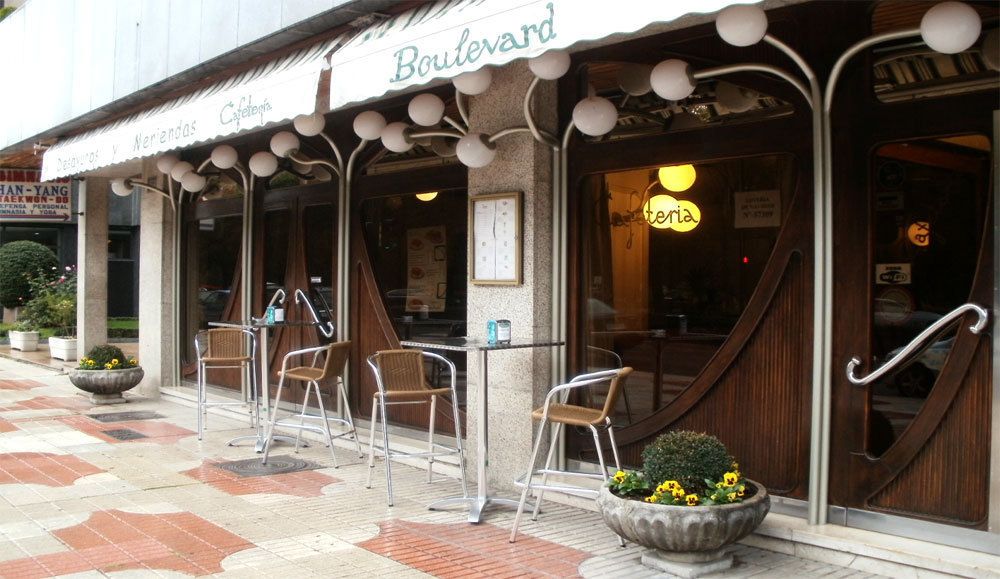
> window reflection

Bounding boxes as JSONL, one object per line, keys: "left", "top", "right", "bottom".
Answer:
{"left": 581, "top": 155, "right": 795, "bottom": 426}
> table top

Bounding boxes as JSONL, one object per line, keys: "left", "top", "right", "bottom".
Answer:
{"left": 208, "top": 320, "right": 320, "bottom": 329}
{"left": 401, "top": 336, "right": 564, "bottom": 352}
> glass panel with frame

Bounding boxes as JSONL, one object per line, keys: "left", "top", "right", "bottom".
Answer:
{"left": 579, "top": 154, "right": 795, "bottom": 428}
{"left": 867, "top": 134, "right": 991, "bottom": 457}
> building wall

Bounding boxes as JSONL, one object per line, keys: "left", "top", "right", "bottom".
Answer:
{"left": 0, "top": 0, "right": 357, "bottom": 151}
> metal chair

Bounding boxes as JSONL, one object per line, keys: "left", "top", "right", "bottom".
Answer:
{"left": 194, "top": 328, "right": 258, "bottom": 442}
{"left": 509, "top": 366, "right": 633, "bottom": 543}
{"left": 586, "top": 345, "right": 634, "bottom": 424}
{"left": 366, "top": 349, "right": 468, "bottom": 506}
{"left": 261, "top": 341, "right": 362, "bottom": 467}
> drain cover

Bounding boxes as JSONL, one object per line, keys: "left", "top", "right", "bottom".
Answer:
{"left": 89, "top": 411, "right": 165, "bottom": 423}
{"left": 216, "top": 455, "right": 320, "bottom": 478}
{"left": 102, "top": 428, "right": 148, "bottom": 441}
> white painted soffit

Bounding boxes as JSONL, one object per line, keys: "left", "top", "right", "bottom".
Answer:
{"left": 327, "top": 0, "right": 755, "bottom": 111}
{"left": 41, "top": 37, "right": 342, "bottom": 181}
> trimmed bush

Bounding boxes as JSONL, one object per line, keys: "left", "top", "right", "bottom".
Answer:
{"left": 84, "top": 345, "right": 127, "bottom": 368}
{"left": 641, "top": 430, "right": 735, "bottom": 493}
{"left": 0, "top": 241, "right": 59, "bottom": 308}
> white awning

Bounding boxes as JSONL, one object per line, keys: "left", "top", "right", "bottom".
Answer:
{"left": 327, "top": 0, "right": 751, "bottom": 111}
{"left": 41, "top": 37, "right": 342, "bottom": 181}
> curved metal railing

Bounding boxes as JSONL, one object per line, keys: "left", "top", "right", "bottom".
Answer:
{"left": 295, "top": 288, "right": 335, "bottom": 338}
{"left": 846, "top": 302, "right": 989, "bottom": 386}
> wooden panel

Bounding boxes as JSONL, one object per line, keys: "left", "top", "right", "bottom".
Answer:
{"left": 868, "top": 337, "right": 992, "bottom": 526}
{"left": 616, "top": 253, "right": 808, "bottom": 496}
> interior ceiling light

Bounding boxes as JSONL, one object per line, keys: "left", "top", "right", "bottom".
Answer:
{"left": 416, "top": 191, "right": 438, "bottom": 202}
{"left": 658, "top": 164, "right": 696, "bottom": 192}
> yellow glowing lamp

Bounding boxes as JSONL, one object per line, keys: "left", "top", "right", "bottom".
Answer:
{"left": 657, "top": 164, "right": 696, "bottom": 192}
{"left": 643, "top": 194, "right": 702, "bottom": 232}
{"left": 415, "top": 191, "right": 438, "bottom": 202}
{"left": 907, "top": 221, "right": 930, "bottom": 247}
{"left": 671, "top": 200, "right": 701, "bottom": 232}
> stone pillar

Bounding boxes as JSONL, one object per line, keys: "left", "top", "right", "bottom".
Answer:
{"left": 77, "top": 178, "right": 109, "bottom": 357}
{"left": 137, "top": 167, "right": 174, "bottom": 398}
{"left": 466, "top": 61, "right": 556, "bottom": 492}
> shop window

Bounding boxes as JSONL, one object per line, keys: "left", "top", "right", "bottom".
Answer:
{"left": 262, "top": 210, "right": 290, "bottom": 304}
{"left": 197, "top": 173, "right": 244, "bottom": 201}
{"left": 580, "top": 154, "right": 795, "bottom": 426}
{"left": 192, "top": 215, "right": 242, "bottom": 329}
{"left": 867, "top": 134, "right": 990, "bottom": 456}
{"left": 303, "top": 204, "right": 335, "bottom": 330}
{"left": 0, "top": 226, "right": 59, "bottom": 256}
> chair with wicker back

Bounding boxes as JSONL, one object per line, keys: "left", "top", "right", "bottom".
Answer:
{"left": 366, "top": 349, "right": 468, "bottom": 506}
{"left": 261, "top": 340, "right": 362, "bottom": 467}
{"left": 193, "top": 328, "right": 258, "bottom": 441}
{"left": 509, "top": 366, "right": 633, "bottom": 543}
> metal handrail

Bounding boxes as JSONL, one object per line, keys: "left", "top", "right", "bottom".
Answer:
{"left": 846, "top": 303, "right": 989, "bottom": 386}
{"left": 295, "top": 288, "right": 335, "bottom": 338}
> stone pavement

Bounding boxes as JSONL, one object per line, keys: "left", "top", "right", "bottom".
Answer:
{"left": 0, "top": 358, "right": 886, "bottom": 578}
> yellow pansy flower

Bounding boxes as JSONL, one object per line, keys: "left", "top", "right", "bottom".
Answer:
{"left": 671, "top": 487, "right": 686, "bottom": 499}
{"left": 685, "top": 494, "right": 700, "bottom": 506}
{"left": 727, "top": 492, "right": 737, "bottom": 501}
{"left": 644, "top": 494, "right": 659, "bottom": 503}
{"left": 663, "top": 480, "right": 680, "bottom": 492}
{"left": 613, "top": 471, "right": 626, "bottom": 483}
{"left": 723, "top": 472, "right": 739, "bottom": 486}
{"left": 737, "top": 488, "right": 745, "bottom": 497}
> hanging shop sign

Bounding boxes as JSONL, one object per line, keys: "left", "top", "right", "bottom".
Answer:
{"left": 41, "top": 38, "right": 341, "bottom": 181}
{"left": 734, "top": 190, "right": 781, "bottom": 228}
{"left": 0, "top": 169, "right": 71, "bottom": 222}
{"left": 328, "top": 0, "right": 751, "bottom": 110}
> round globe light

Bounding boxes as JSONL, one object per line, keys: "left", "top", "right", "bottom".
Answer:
{"left": 270, "top": 131, "right": 300, "bottom": 158}
{"left": 181, "top": 171, "right": 207, "bottom": 193}
{"left": 353, "top": 110, "right": 387, "bottom": 141}
{"left": 716, "top": 81, "right": 757, "bottom": 113}
{"left": 210, "top": 145, "right": 238, "bottom": 170}
{"left": 293, "top": 113, "right": 326, "bottom": 137}
{"left": 416, "top": 191, "right": 438, "bottom": 202}
{"left": 716, "top": 4, "right": 768, "bottom": 47}
{"left": 982, "top": 29, "right": 1000, "bottom": 71}
{"left": 644, "top": 194, "right": 679, "bottom": 229}
{"left": 430, "top": 136, "right": 457, "bottom": 158}
{"left": 618, "top": 63, "right": 653, "bottom": 96}
{"left": 650, "top": 59, "right": 697, "bottom": 101}
{"left": 658, "top": 164, "right": 697, "bottom": 192}
{"left": 453, "top": 68, "right": 492, "bottom": 95}
{"left": 248, "top": 151, "right": 279, "bottom": 177}
{"left": 110, "top": 178, "right": 134, "bottom": 197}
{"left": 408, "top": 93, "right": 446, "bottom": 127}
{"left": 455, "top": 133, "right": 497, "bottom": 168}
{"left": 381, "top": 122, "right": 414, "bottom": 153}
{"left": 921, "top": 1, "right": 981, "bottom": 54}
{"left": 572, "top": 96, "right": 618, "bottom": 137}
{"left": 528, "top": 50, "right": 571, "bottom": 80}
{"left": 156, "top": 154, "right": 179, "bottom": 175}
{"left": 170, "top": 161, "right": 195, "bottom": 182}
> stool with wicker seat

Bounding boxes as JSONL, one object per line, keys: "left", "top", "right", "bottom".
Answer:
{"left": 509, "top": 366, "right": 633, "bottom": 543}
{"left": 366, "top": 349, "right": 468, "bottom": 506}
{"left": 261, "top": 341, "right": 362, "bottom": 467}
{"left": 194, "top": 328, "right": 258, "bottom": 442}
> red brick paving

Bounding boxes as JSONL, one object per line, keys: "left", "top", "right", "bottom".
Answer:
{"left": 1, "top": 510, "right": 253, "bottom": 578}
{"left": 0, "top": 379, "right": 45, "bottom": 391}
{"left": 182, "top": 459, "right": 341, "bottom": 497}
{"left": 359, "top": 520, "right": 590, "bottom": 578}
{"left": 54, "top": 415, "right": 195, "bottom": 444}
{"left": 0, "top": 395, "right": 95, "bottom": 414}
{"left": 0, "top": 452, "right": 104, "bottom": 486}
{"left": 0, "top": 417, "right": 17, "bottom": 432}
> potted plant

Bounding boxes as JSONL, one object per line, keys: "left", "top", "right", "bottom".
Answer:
{"left": 45, "top": 297, "right": 77, "bottom": 361}
{"left": 22, "top": 266, "right": 77, "bottom": 360}
{"left": 67, "top": 345, "right": 143, "bottom": 404}
{"left": 9, "top": 321, "right": 40, "bottom": 352}
{"left": 596, "top": 430, "right": 770, "bottom": 578}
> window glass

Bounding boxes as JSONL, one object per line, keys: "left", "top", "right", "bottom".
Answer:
{"left": 303, "top": 204, "right": 335, "bottom": 334}
{"left": 194, "top": 215, "right": 242, "bottom": 328}
{"left": 867, "top": 135, "right": 990, "bottom": 456}
{"left": 262, "top": 210, "right": 290, "bottom": 305}
{"left": 580, "top": 155, "right": 795, "bottom": 426}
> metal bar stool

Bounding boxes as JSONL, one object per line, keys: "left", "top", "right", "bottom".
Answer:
{"left": 194, "top": 328, "right": 258, "bottom": 442}
{"left": 261, "top": 341, "right": 361, "bottom": 467}
{"left": 586, "top": 345, "right": 634, "bottom": 424}
{"left": 509, "top": 366, "right": 633, "bottom": 543}
{"left": 366, "top": 349, "right": 468, "bottom": 506}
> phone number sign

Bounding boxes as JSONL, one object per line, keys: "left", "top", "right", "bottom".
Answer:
{"left": 0, "top": 181, "right": 72, "bottom": 222}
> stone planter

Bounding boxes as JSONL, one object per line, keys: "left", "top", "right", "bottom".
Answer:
{"left": 9, "top": 330, "right": 39, "bottom": 352}
{"left": 67, "top": 367, "right": 144, "bottom": 404}
{"left": 597, "top": 480, "right": 770, "bottom": 578}
{"left": 48, "top": 336, "right": 78, "bottom": 361}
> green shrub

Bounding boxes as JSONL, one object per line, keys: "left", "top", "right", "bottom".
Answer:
{"left": 641, "top": 430, "right": 735, "bottom": 494}
{"left": 0, "top": 241, "right": 59, "bottom": 308}
{"left": 85, "top": 345, "right": 127, "bottom": 367}
{"left": 20, "top": 266, "right": 76, "bottom": 335}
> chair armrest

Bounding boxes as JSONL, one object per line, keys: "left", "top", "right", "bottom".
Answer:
{"left": 543, "top": 370, "right": 619, "bottom": 410}
{"left": 281, "top": 345, "right": 329, "bottom": 372}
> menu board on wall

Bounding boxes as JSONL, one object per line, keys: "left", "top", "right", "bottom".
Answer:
{"left": 469, "top": 192, "right": 522, "bottom": 285}
{"left": 405, "top": 226, "right": 447, "bottom": 312}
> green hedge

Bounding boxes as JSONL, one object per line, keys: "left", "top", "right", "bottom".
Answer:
{"left": 0, "top": 241, "right": 59, "bottom": 308}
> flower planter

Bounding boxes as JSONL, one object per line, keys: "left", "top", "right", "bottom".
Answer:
{"left": 67, "top": 367, "right": 144, "bottom": 404}
{"left": 597, "top": 481, "right": 770, "bottom": 578}
{"left": 48, "top": 336, "right": 78, "bottom": 361}
{"left": 9, "top": 330, "right": 39, "bottom": 352}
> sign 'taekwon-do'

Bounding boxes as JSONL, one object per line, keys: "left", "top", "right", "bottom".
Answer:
{"left": 0, "top": 169, "right": 72, "bottom": 222}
